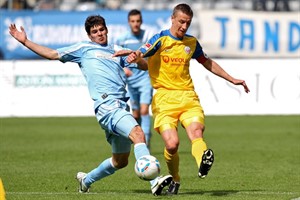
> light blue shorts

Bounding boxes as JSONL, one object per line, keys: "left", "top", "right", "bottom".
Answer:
{"left": 95, "top": 98, "right": 139, "bottom": 154}
{"left": 128, "top": 77, "right": 153, "bottom": 110}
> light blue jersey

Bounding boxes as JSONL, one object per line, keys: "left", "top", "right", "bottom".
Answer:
{"left": 57, "top": 41, "right": 135, "bottom": 110}
{"left": 57, "top": 41, "right": 140, "bottom": 153}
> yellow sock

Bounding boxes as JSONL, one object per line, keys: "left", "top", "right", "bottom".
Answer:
{"left": 0, "top": 178, "right": 6, "bottom": 200}
{"left": 191, "top": 138, "right": 207, "bottom": 167}
{"left": 164, "top": 148, "right": 180, "bottom": 182}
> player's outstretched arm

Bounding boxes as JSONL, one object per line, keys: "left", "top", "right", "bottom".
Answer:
{"left": 113, "top": 50, "right": 147, "bottom": 70}
{"left": 113, "top": 50, "right": 144, "bottom": 63}
{"left": 203, "top": 58, "right": 250, "bottom": 93}
{"left": 9, "top": 24, "right": 59, "bottom": 60}
{"left": 113, "top": 49, "right": 133, "bottom": 57}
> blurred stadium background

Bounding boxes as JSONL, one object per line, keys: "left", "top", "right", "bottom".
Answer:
{"left": 0, "top": 1, "right": 299, "bottom": 200}
{"left": 1, "top": 0, "right": 300, "bottom": 11}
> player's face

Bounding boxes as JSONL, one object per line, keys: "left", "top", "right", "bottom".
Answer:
{"left": 88, "top": 24, "right": 108, "bottom": 45}
{"left": 128, "top": 14, "right": 142, "bottom": 35}
{"left": 170, "top": 11, "right": 192, "bottom": 38}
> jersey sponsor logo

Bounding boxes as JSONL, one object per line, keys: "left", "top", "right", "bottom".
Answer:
{"left": 162, "top": 55, "right": 186, "bottom": 63}
{"left": 95, "top": 52, "right": 118, "bottom": 62}
{"left": 162, "top": 55, "right": 170, "bottom": 63}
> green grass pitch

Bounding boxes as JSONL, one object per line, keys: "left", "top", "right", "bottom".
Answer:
{"left": 0, "top": 115, "right": 299, "bottom": 200}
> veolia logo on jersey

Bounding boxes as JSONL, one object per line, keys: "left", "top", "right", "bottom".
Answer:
{"left": 162, "top": 55, "right": 170, "bottom": 63}
{"left": 162, "top": 55, "right": 186, "bottom": 63}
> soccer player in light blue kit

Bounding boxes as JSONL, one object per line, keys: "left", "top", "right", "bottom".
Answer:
{"left": 9, "top": 15, "right": 172, "bottom": 196}
{"left": 115, "top": 9, "right": 153, "bottom": 149}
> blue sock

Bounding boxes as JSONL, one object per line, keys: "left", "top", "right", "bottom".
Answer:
{"left": 84, "top": 158, "right": 117, "bottom": 187}
{"left": 141, "top": 115, "right": 151, "bottom": 146}
{"left": 134, "top": 143, "right": 150, "bottom": 160}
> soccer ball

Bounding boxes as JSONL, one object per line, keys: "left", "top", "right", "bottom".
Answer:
{"left": 134, "top": 155, "right": 161, "bottom": 181}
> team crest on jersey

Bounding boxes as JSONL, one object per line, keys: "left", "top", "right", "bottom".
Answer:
{"left": 184, "top": 46, "right": 191, "bottom": 54}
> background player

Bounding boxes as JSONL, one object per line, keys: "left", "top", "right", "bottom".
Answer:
{"left": 115, "top": 9, "right": 153, "bottom": 149}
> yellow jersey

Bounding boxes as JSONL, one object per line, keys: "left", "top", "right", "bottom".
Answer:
{"left": 139, "top": 29, "right": 208, "bottom": 90}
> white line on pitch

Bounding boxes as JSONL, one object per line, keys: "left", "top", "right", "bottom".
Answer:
{"left": 6, "top": 191, "right": 300, "bottom": 195}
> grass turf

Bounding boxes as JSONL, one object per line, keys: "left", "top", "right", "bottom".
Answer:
{"left": 0, "top": 115, "right": 299, "bottom": 200}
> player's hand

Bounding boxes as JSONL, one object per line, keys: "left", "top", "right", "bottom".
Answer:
{"left": 126, "top": 51, "right": 139, "bottom": 63}
{"left": 232, "top": 79, "right": 250, "bottom": 93}
{"left": 9, "top": 24, "right": 27, "bottom": 45}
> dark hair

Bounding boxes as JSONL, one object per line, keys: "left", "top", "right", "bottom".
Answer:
{"left": 85, "top": 15, "right": 107, "bottom": 35}
{"left": 172, "top": 3, "right": 193, "bottom": 18}
{"left": 128, "top": 9, "right": 142, "bottom": 22}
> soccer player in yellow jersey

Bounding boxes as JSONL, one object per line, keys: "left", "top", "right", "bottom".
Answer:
{"left": 115, "top": 3, "right": 250, "bottom": 195}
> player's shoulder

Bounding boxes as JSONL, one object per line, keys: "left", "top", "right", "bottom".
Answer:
{"left": 149, "top": 29, "right": 169, "bottom": 41}
{"left": 59, "top": 41, "right": 93, "bottom": 52}
{"left": 184, "top": 33, "right": 197, "bottom": 39}
{"left": 74, "top": 41, "right": 100, "bottom": 48}
{"left": 183, "top": 34, "right": 198, "bottom": 44}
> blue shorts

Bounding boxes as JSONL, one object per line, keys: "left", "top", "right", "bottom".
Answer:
{"left": 128, "top": 76, "right": 153, "bottom": 110}
{"left": 95, "top": 98, "right": 139, "bottom": 154}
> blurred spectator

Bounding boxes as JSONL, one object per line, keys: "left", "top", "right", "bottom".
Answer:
{"left": 273, "top": 0, "right": 290, "bottom": 11}
{"left": 35, "top": 0, "right": 56, "bottom": 10}
{"left": 0, "top": 0, "right": 34, "bottom": 10}
{"left": 252, "top": 0, "right": 267, "bottom": 11}
{"left": 106, "top": 0, "right": 121, "bottom": 9}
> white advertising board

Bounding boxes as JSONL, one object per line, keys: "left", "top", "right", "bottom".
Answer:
{"left": 190, "top": 59, "right": 300, "bottom": 115}
{"left": 0, "top": 59, "right": 299, "bottom": 117}
{"left": 196, "top": 10, "right": 300, "bottom": 58}
{"left": 0, "top": 60, "right": 94, "bottom": 117}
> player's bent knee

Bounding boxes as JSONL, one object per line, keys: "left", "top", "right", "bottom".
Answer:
{"left": 129, "top": 126, "right": 146, "bottom": 144}
{"left": 165, "top": 142, "right": 179, "bottom": 154}
{"left": 112, "top": 155, "right": 129, "bottom": 169}
{"left": 114, "top": 161, "right": 128, "bottom": 169}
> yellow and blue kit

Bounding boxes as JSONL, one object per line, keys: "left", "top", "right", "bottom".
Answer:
{"left": 138, "top": 29, "right": 209, "bottom": 131}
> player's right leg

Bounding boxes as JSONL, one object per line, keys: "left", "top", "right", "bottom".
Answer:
{"left": 113, "top": 106, "right": 174, "bottom": 195}
{"left": 76, "top": 99, "right": 133, "bottom": 193}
